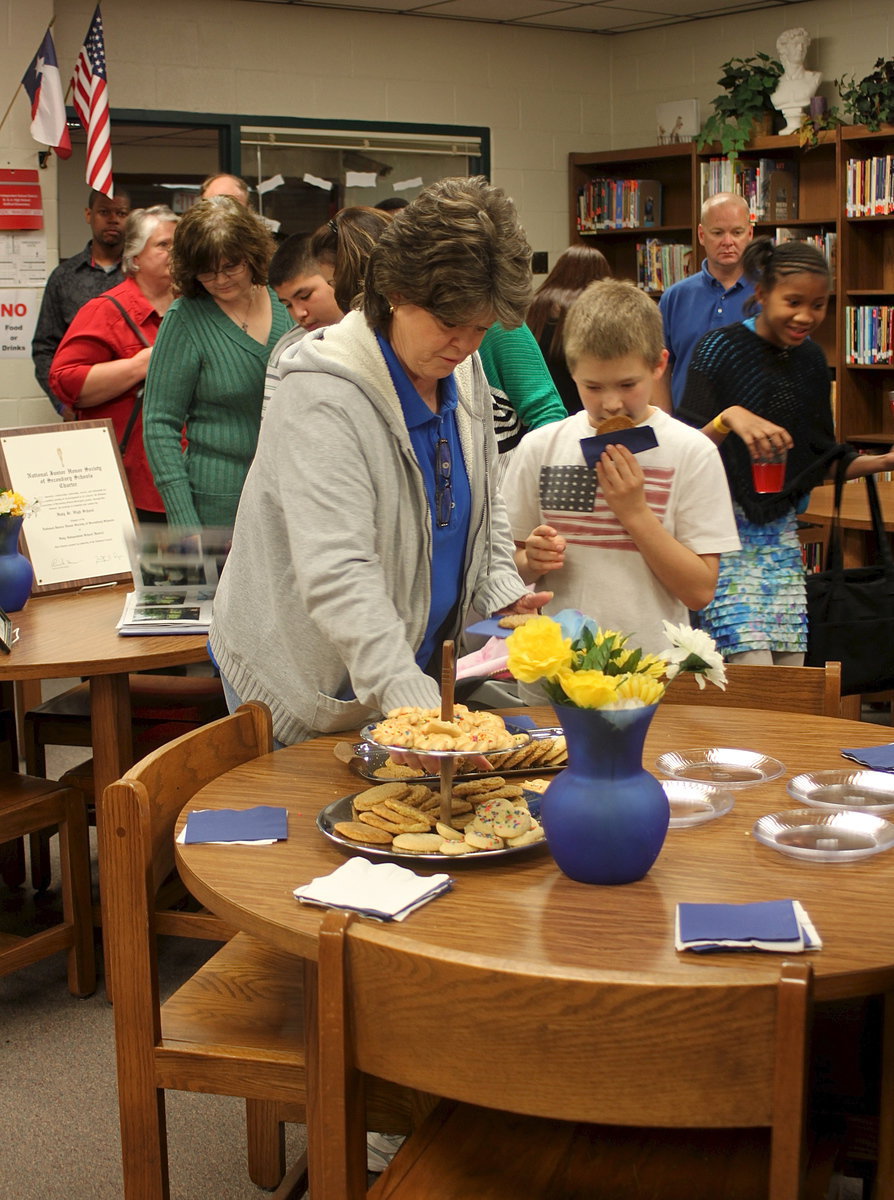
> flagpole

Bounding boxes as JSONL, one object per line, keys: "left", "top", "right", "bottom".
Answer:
{"left": 0, "top": 17, "right": 58, "bottom": 140}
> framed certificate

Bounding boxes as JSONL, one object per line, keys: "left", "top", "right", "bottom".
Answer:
{"left": 0, "top": 419, "right": 138, "bottom": 594}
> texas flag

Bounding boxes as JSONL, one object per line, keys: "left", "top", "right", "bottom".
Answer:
{"left": 21, "top": 29, "right": 72, "bottom": 159}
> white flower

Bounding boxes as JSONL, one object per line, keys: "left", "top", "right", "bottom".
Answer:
{"left": 661, "top": 621, "right": 727, "bottom": 690}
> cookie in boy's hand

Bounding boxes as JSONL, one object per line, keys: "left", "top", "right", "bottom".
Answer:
{"left": 596, "top": 414, "right": 635, "bottom": 434}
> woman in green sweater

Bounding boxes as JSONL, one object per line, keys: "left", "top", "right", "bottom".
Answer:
{"left": 142, "top": 197, "right": 291, "bottom": 527}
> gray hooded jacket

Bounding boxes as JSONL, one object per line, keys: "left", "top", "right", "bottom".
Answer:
{"left": 209, "top": 310, "right": 526, "bottom": 745}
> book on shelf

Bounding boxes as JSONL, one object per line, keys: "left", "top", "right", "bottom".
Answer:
{"left": 635, "top": 238, "right": 692, "bottom": 292}
{"left": 846, "top": 155, "right": 894, "bottom": 217}
{"left": 774, "top": 226, "right": 836, "bottom": 271}
{"left": 577, "top": 177, "right": 662, "bottom": 231}
{"left": 759, "top": 159, "right": 799, "bottom": 221}
{"left": 116, "top": 526, "right": 232, "bottom": 636}
{"left": 698, "top": 158, "right": 799, "bottom": 222}
{"left": 844, "top": 305, "right": 894, "bottom": 365}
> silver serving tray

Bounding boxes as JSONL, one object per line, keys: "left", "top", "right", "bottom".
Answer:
{"left": 317, "top": 793, "right": 549, "bottom": 864}
{"left": 655, "top": 747, "right": 785, "bottom": 788}
{"left": 354, "top": 725, "right": 565, "bottom": 783}
{"left": 787, "top": 769, "right": 894, "bottom": 814}
{"left": 752, "top": 809, "right": 894, "bottom": 862}
{"left": 662, "top": 780, "right": 735, "bottom": 828}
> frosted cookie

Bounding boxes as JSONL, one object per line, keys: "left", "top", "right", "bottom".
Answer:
{"left": 464, "top": 828, "right": 505, "bottom": 850}
{"left": 493, "top": 806, "right": 533, "bottom": 839}
{"left": 439, "top": 839, "right": 478, "bottom": 855}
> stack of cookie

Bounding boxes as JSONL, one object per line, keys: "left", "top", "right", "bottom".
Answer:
{"left": 370, "top": 733, "right": 567, "bottom": 781}
{"left": 334, "top": 777, "right": 545, "bottom": 856}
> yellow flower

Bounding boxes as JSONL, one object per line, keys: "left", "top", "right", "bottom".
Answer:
{"left": 637, "top": 653, "right": 669, "bottom": 680}
{"left": 505, "top": 615, "right": 575, "bottom": 683}
{"left": 614, "top": 673, "right": 666, "bottom": 706}
{"left": 0, "top": 490, "right": 34, "bottom": 518}
{"left": 556, "top": 668, "right": 619, "bottom": 708}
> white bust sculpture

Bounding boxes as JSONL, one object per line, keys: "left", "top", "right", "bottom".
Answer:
{"left": 771, "top": 27, "right": 821, "bottom": 134}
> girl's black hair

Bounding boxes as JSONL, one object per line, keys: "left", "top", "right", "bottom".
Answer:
{"left": 743, "top": 235, "right": 830, "bottom": 314}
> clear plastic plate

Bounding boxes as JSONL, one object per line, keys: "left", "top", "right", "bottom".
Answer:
{"left": 787, "top": 769, "right": 894, "bottom": 814}
{"left": 752, "top": 809, "right": 894, "bottom": 862}
{"left": 655, "top": 747, "right": 785, "bottom": 787}
{"left": 662, "top": 780, "right": 735, "bottom": 828}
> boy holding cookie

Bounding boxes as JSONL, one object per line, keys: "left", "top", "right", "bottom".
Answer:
{"left": 501, "top": 279, "right": 739, "bottom": 655}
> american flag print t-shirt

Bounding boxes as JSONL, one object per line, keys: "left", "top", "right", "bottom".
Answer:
{"left": 539, "top": 462, "right": 675, "bottom": 552}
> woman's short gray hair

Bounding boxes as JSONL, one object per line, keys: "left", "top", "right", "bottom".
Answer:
{"left": 122, "top": 205, "right": 178, "bottom": 276}
{"left": 363, "top": 176, "right": 533, "bottom": 330}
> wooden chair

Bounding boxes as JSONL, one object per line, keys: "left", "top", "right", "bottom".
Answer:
{"left": 24, "top": 672, "right": 228, "bottom": 890}
{"left": 663, "top": 659, "right": 860, "bottom": 719}
{"left": 101, "top": 701, "right": 307, "bottom": 1200}
{"left": 315, "top": 910, "right": 818, "bottom": 1200}
{"left": 0, "top": 702, "right": 95, "bottom": 996}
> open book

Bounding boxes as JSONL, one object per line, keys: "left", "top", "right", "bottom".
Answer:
{"left": 116, "top": 527, "right": 231, "bottom": 636}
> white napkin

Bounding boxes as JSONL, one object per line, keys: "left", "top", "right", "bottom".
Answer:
{"left": 293, "top": 856, "right": 453, "bottom": 922}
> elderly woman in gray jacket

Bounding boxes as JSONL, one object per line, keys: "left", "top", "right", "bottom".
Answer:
{"left": 210, "top": 176, "right": 548, "bottom": 746}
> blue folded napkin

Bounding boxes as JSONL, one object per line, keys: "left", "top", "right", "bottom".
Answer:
{"left": 503, "top": 715, "right": 540, "bottom": 733}
{"left": 841, "top": 743, "right": 894, "bottom": 771}
{"left": 675, "top": 899, "right": 822, "bottom": 954}
{"left": 579, "top": 425, "right": 658, "bottom": 468}
{"left": 184, "top": 805, "right": 288, "bottom": 844}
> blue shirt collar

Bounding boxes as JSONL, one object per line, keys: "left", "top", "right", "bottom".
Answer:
{"left": 701, "top": 258, "right": 747, "bottom": 294}
{"left": 375, "top": 329, "right": 458, "bottom": 427}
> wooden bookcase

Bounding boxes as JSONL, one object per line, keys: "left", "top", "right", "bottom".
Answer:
{"left": 569, "top": 126, "right": 894, "bottom": 447}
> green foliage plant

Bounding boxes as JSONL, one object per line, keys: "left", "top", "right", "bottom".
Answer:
{"left": 836, "top": 58, "right": 894, "bottom": 131}
{"left": 697, "top": 51, "right": 783, "bottom": 161}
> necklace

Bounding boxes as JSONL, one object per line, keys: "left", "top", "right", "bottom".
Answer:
{"left": 238, "top": 286, "right": 257, "bottom": 331}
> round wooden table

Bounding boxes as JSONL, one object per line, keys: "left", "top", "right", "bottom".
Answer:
{"left": 177, "top": 703, "right": 894, "bottom": 1196}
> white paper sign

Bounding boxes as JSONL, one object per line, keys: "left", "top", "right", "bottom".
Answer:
{"left": 346, "top": 171, "right": 377, "bottom": 188}
{"left": 0, "top": 422, "right": 135, "bottom": 590}
{"left": 0, "top": 288, "right": 39, "bottom": 357}
{"left": 303, "top": 173, "right": 333, "bottom": 192}
{"left": 394, "top": 177, "right": 423, "bottom": 192}
{"left": 0, "top": 232, "right": 47, "bottom": 285}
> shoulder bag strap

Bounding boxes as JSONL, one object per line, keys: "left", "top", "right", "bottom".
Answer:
{"left": 825, "top": 454, "right": 894, "bottom": 575}
{"left": 102, "top": 294, "right": 152, "bottom": 455}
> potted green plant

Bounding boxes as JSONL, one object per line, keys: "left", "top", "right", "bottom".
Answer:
{"left": 836, "top": 58, "right": 894, "bottom": 131}
{"left": 697, "top": 51, "right": 784, "bottom": 160}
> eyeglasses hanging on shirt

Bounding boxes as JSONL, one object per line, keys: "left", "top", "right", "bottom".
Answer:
{"left": 435, "top": 437, "right": 454, "bottom": 528}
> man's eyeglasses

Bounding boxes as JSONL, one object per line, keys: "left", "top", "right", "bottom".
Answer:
{"left": 435, "top": 438, "right": 453, "bottom": 528}
{"left": 196, "top": 262, "right": 244, "bottom": 283}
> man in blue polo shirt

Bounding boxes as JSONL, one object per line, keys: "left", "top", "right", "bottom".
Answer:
{"left": 656, "top": 192, "right": 754, "bottom": 411}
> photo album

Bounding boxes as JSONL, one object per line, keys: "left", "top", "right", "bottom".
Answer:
{"left": 116, "top": 527, "right": 232, "bottom": 636}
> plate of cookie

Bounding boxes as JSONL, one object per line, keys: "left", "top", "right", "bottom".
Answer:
{"left": 317, "top": 776, "right": 549, "bottom": 863}
{"left": 354, "top": 727, "right": 568, "bottom": 783}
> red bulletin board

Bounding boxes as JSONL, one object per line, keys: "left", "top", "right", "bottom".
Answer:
{"left": 0, "top": 170, "right": 43, "bottom": 230}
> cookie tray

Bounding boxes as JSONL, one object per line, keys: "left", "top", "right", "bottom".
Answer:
{"left": 318, "top": 793, "right": 550, "bottom": 864}
{"left": 353, "top": 726, "right": 567, "bottom": 783}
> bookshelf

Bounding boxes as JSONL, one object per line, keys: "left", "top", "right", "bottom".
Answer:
{"left": 569, "top": 127, "right": 894, "bottom": 447}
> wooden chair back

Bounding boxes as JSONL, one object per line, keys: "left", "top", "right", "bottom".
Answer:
{"left": 663, "top": 659, "right": 855, "bottom": 718}
{"left": 316, "top": 910, "right": 813, "bottom": 1199}
{"left": 101, "top": 701, "right": 307, "bottom": 1200}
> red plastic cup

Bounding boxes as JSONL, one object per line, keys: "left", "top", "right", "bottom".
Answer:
{"left": 751, "top": 452, "right": 787, "bottom": 493}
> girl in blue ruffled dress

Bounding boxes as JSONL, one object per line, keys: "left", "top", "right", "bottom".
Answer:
{"left": 678, "top": 236, "right": 894, "bottom": 665}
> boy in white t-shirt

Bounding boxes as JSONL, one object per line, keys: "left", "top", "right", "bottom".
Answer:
{"left": 502, "top": 279, "right": 739, "bottom": 654}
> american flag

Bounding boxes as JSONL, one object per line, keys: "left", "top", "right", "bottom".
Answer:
{"left": 71, "top": 5, "right": 113, "bottom": 197}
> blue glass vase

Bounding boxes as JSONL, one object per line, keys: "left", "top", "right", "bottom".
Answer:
{"left": 0, "top": 515, "right": 34, "bottom": 613}
{"left": 541, "top": 702, "right": 669, "bottom": 885}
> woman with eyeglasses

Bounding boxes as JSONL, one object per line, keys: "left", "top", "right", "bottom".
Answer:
{"left": 210, "top": 177, "right": 549, "bottom": 746}
{"left": 142, "top": 196, "right": 291, "bottom": 527}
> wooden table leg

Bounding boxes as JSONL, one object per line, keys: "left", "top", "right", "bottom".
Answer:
{"left": 304, "top": 958, "right": 322, "bottom": 1197}
{"left": 876, "top": 991, "right": 894, "bottom": 1200}
{"left": 91, "top": 672, "right": 133, "bottom": 998}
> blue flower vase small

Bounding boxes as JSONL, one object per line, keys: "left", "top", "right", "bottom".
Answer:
{"left": 541, "top": 702, "right": 669, "bottom": 885}
{"left": 0, "top": 515, "right": 34, "bottom": 613}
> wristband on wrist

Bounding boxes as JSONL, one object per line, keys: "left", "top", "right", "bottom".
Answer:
{"left": 712, "top": 412, "right": 731, "bottom": 436}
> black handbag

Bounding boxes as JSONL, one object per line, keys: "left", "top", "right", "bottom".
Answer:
{"left": 805, "top": 456, "right": 894, "bottom": 695}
